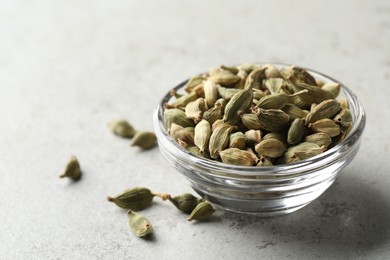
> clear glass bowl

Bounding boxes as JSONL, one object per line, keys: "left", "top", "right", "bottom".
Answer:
{"left": 153, "top": 63, "right": 366, "bottom": 216}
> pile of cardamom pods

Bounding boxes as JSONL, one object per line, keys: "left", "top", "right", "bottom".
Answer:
{"left": 164, "top": 64, "right": 352, "bottom": 166}
{"left": 107, "top": 187, "right": 215, "bottom": 238}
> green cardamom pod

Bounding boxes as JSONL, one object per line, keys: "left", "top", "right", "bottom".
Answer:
{"left": 59, "top": 155, "right": 81, "bottom": 180}
{"left": 202, "top": 106, "right": 223, "bottom": 125}
{"left": 209, "top": 69, "right": 241, "bottom": 86}
{"left": 309, "top": 118, "right": 341, "bottom": 137}
{"left": 282, "top": 103, "right": 308, "bottom": 120}
{"left": 194, "top": 119, "right": 211, "bottom": 153}
{"left": 264, "top": 64, "right": 281, "bottom": 79}
{"left": 168, "top": 193, "right": 204, "bottom": 213}
{"left": 127, "top": 210, "right": 153, "bottom": 238}
{"left": 185, "top": 98, "right": 207, "bottom": 123}
{"left": 256, "top": 156, "right": 273, "bottom": 166}
{"left": 223, "top": 86, "right": 253, "bottom": 125}
{"left": 217, "top": 85, "right": 240, "bottom": 100}
{"left": 107, "top": 187, "right": 155, "bottom": 210}
{"left": 245, "top": 67, "right": 266, "bottom": 89}
{"left": 292, "top": 82, "right": 334, "bottom": 105}
{"left": 203, "top": 80, "right": 219, "bottom": 108}
{"left": 240, "top": 113, "right": 262, "bottom": 130}
{"left": 288, "top": 142, "right": 325, "bottom": 160}
{"left": 256, "top": 109, "right": 290, "bottom": 133}
{"left": 338, "top": 97, "right": 349, "bottom": 110}
{"left": 287, "top": 118, "right": 306, "bottom": 145}
{"left": 229, "top": 132, "right": 246, "bottom": 149}
{"left": 208, "top": 123, "right": 235, "bottom": 158}
{"left": 256, "top": 93, "right": 289, "bottom": 109}
{"left": 255, "top": 138, "right": 286, "bottom": 158}
{"left": 175, "top": 127, "right": 195, "bottom": 148}
{"left": 183, "top": 75, "right": 204, "bottom": 93}
{"left": 220, "top": 64, "right": 239, "bottom": 74}
{"left": 304, "top": 133, "right": 332, "bottom": 149}
{"left": 333, "top": 108, "right": 352, "bottom": 127}
{"left": 164, "top": 108, "right": 194, "bottom": 128}
{"left": 321, "top": 82, "right": 340, "bottom": 98}
{"left": 263, "top": 78, "right": 285, "bottom": 94}
{"left": 108, "top": 119, "right": 136, "bottom": 138}
{"left": 305, "top": 99, "right": 341, "bottom": 125}
{"left": 220, "top": 148, "right": 257, "bottom": 166}
{"left": 165, "top": 92, "right": 198, "bottom": 108}
{"left": 244, "top": 129, "right": 262, "bottom": 147}
{"left": 131, "top": 131, "right": 157, "bottom": 149}
{"left": 187, "top": 201, "right": 215, "bottom": 222}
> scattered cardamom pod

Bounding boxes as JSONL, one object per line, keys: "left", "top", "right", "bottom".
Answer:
{"left": 131, "top": 131, "right": 157, "bottom": 149}
{"left": 127, "top": 210, "right": 153, "bottom": 238}
{"left": 108, "top": 119, "right": 136, "bottom": 138}
{"left": 59, "top": 155, "right": 81, "bottom": 180}
{"left": 188, "top": 201, "right": 215, "bottom": 222}
{"left": 107, "top": 187, "right": 155, "bottom": 210}
{"left": 168, "top": 193, "right": 204, "bottom": 213}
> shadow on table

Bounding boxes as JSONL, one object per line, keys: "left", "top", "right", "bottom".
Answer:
{"left": 222, "top": 170, "right": 390, "bottom": 255}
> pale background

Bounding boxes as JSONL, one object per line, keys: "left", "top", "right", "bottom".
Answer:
{"left": 1, "top": 0, "right": 389, "bottom": 259}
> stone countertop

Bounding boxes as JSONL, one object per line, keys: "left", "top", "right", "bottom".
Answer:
{"left": 1, "top": 0, "right": 389, "bottom": 259}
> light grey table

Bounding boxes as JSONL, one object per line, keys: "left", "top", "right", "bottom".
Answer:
{"left": 1, "top": 0, "right": 389, "bottom": 259}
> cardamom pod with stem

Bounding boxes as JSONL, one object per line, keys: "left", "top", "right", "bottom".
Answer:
{"left": 188, "top": 201, "right": 215, "bottom": 222}
{"left": 59, "top": 155, "right": 81, "bottom": 180}
{"left": 292, "top": 82, "right": 334, "bottom": 105}
{"left": 127, "top": 210, "right": 153, "bottom": 238}
{"left": 107, "top": 187, "right": 154, "bottom": 210}
{"left": 131, "top": 132, "right": 157, "bottom": 149}
{"left": 165, "top": 92, "right": 198, "bottom": 108}
{"left": 194, "top": 119, "right": 211, "bottom": 153}
{"left": 223, "top": 86, "right": 253, "bottom": 125}
{"left": 168, "top": 193, "right": 204, "bottom": 213}
{"left": 108, "top": 119, "right": 136, "bottom": 138}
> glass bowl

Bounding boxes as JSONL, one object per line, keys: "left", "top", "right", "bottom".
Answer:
{"left": 153, "top": 63, "right": 366, "bottom": 216}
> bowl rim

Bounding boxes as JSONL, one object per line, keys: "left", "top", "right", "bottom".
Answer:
{"left": 153, "top": 63, "right": 366, "bottom": 178}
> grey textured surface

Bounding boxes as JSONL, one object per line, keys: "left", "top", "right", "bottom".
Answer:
{"left": 1, "top": 0, "right": 390, "bottom": 259}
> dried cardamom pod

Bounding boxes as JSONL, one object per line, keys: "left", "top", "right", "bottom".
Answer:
{"left": 59, "top": 155, "right": 81, "bottom": 180}
{"left": 333, "top": 109, "right": 352, "bottom": 127}
{"left": 108, "top": 119, "right": 136, "bottom": 138}
{"left": 256, "top": 109, "right": 290, "bottom": 133}
{"left": 185, "top": 98, "right": 207, "bottom": 123}
{"left": 338, "top": 97, "right": 349, "bottom": 109}
{"left": 107, "top": 187, "right": 154, "bottom": 210}
{"left": 282, "top": 103, "right": 308, "bottom": 120}
{"left": 188, "top": 201, "right": 215, "bottom": 222}
{"left": 264, "top": 64, "right": 281, "bottom": 78}
{"left": 283, "top": 66, "right": 317, "bottom": 86}
{"left": 186, "top": 146, "right": 210, "bottom": 158}
{"left": 223, "top": 86, "right": 253, "bottom": 125}
{"left": 127, "top": 210, "right": 153, "bottom": 238}
{"left": 246, "top": 147, "right": 260, "bottom": 164}
{"left": 203, "top": 80, "right": 219, "bottom": 108}
{"left": 194, "top": 119, "right": 211, "bottom": 153}
{"left": 240, "top": 113, "right": 262, "bottom": 130}
{"left": 304, "top": 133, "right": 332, "bottom": 149}
{"left": 209, "top": 69, "right": 240, "bottom": 86}
{"left": 256, "top": 156, "right": 273, "bottom": 166}
{"left": 202, "top": 106, "right": 223, "bottom": 125}
{"left": 244, "top": 129, "right": 262, "bottom": 147}
{"left": 310, "top": 118, "right": 341, "bottom": 137}
{"left": 305, "top": 99, "right": 341, "bottom": 125}
{"left": 165, "top": 92, "right": 198, "bottom": 108}
{"left": 254, "top": 138, "right": 286, "bottom": 158}
{"left": 229, "top": 132, "right": 246, "bottom": 149}
{"left": 164, "top": 108, "right": 194, "bottom": 128}
{"left": 245, "top": 67, "right": 267, "bottom": 89}
{"left": 168, "top": 193, "right": 204, "bottom": 213}
{"left": 292, "top": 82, "right": 334, "bottom": 105}
{"left": 288, "top": 142, "right": 325, "bottom": 160}
{"left": 175, "top": 127, "right": 194, "bottom": 148}
{"left": 131, "top": 132, "right": 157, "bottom": 149}
{"left": 263, "top": 78, "right": 284, "bottom": 94}
{"left": 277, "top": 150, "right": 301, "bottom": 164}
{"left": 183, "top": 75, "right": 204, "bottom": 93}
{"left": 209, "top": 123, "right": 235, "bottom": 158}
{"left": 169, "top": 123, "right": 184, "bottom": 139}
{"left": 287, "top": 118, "right": 305, "bottom": 145}
{"left": 217, "top": 85, "right": 240, "bottom": 100}
{"left": 220, "top": 64, "right": 239, "bottom": 74}
{"left": 238, "top": 63, "right": 259, "bottom": 73}
{"left": 321, "top": 82, "right": 341, "bottom": 98}
{"left": 252, "top": 89, "right": 266, "bottom": 100}
{"left": 263, "top": 133, "right": 288, "bottom": 145}
{"left": 220, "top": 148, "right": 257, "bottom": 166}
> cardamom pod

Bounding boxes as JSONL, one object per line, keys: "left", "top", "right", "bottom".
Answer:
{"left": 165, "top": 92, "right": 198, "bottom": 108}
{"left": 282, "top": 66, "right": 317, "bottom": 86}
{"left": 264, "top": 64, "right": 281, "bottom": 78}
{"left": 223, "top": 86, "right": 253, "bottom": 125}
{"left": 263, "top": 78, "right": 284, "bottom": 94}
{"left": 203, "top": 80, "right": 219, "bottom": 108}
{"left": 304, "top": 133, "right": 332, "bottom": 149}
{"left": 188, "top": 201, "right": 215, "bottom": 222}
{"left": 321, "top": 82, "right": 340, "bottom": 98}
{"left": 202, "top": 106, "right": 223, "bottom": 125}
{"left": 127, "top": 210, "right": 153, "bottom": 238}
{"left": 59, "top": 155, "right": 81, "bottom": 180}
{"left": 131, "top": 132, "right": 157, "bottom": 149}
{"left": 185, "top": 98, "right": 207, "bottom": 123}
{"left": 282, "top": 103, "right": 308, "bottom": 120}
{"left": 288, "top": 142, "right": 325, "bottom": 160}
{"left": 217, "top": 86, "right": 240, "bottom": 100}
{"left": 175, "top": 127, "right": 194, "bottom": 148}
{"left": 256, "top": 109, "right": 290, "bottom": 133}
{"left": 245, "top": 67, "right": 267, "bottom": 89}
{"left": 338, "top": 97, "right": 349, "bottom": 109}
{"left": 254, "top": 138, "right": 286, "bottom": 158}
{"left": 240, "top": 113, "right": 262, "bottom": 130}
{"left": 277, "top": 150, "right": 301, "bottom": 164}
{"left": 209, "top": 123, "right": 235, "bottom": 158}
{"left": 244, "top": 129, "right": 262, "bottom": 147}
{"left": 168, "top": 193, "right": 204, "bottom": 213}
{"left": 287, "top": 118, "right": 305, "bottom": 145}
{"left": 107, "top": 187, "right": 154, "bottom": 210}
{"left": 186, "top": 146, "right": 210, "bottom": 158}
{"left": 310, "top": 118, "right": 341, "bottom": 137}
{"left": 220, "top": 148, "right": 257, "bottom": 166}
{"left": 164, "top": 108, "right": 194, "bottom": 128}
{"left": 209, "top": 69, "right": 240, "bottom": 86}
{"left": 256, "top": 156, "right": 273, "bottom": 166}
{"left": 229, "top": 132, "right": 246, "bottom": 149}
{"left": 256, "top": 93, "right": 289, "bottom": 109}
{"left": 194, "top": 119, "right": 211, "bottom": 153}
{"left": 108, "top": 119, "right": 136, "bottom": 138}
{"left": 238, "top": 63, "right": 259, "bottom": 73}
{"left": 333, "top": 109, "right": 352, "bottom": 127}
{"left": 220, "top": 64, "right": 239, "bottom": 74}
{"left": 305, "top": 99, "right": 341, "bottom": 125}
{"left": 292, "top": 82, "right": 334, "bottom": 105}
